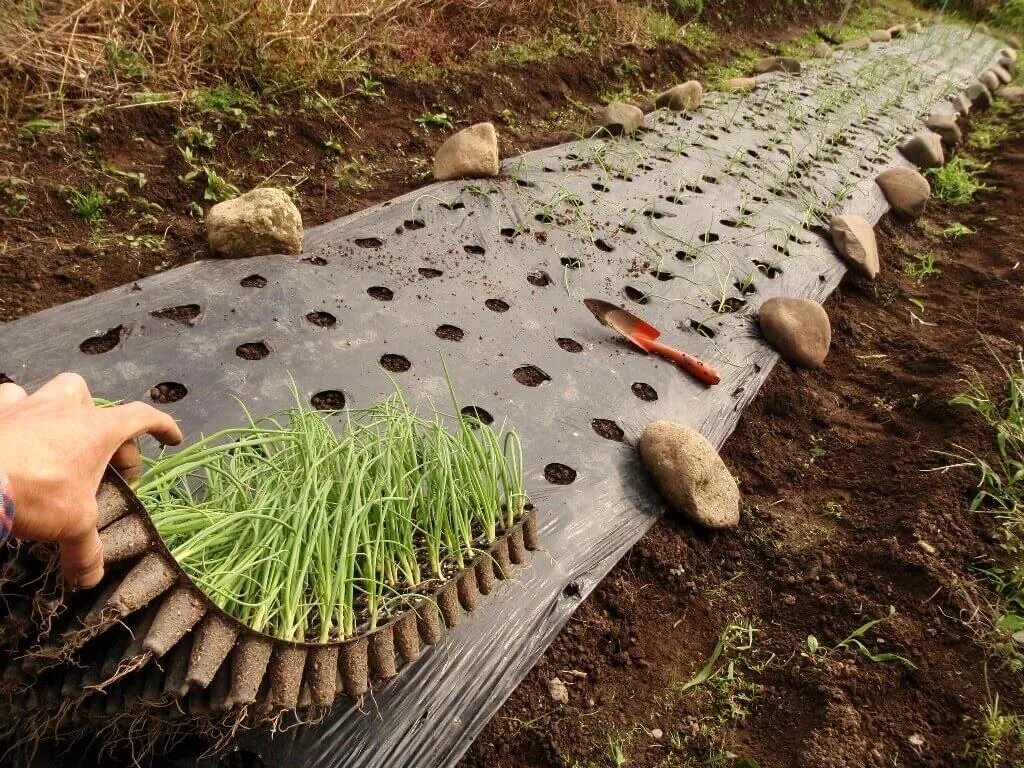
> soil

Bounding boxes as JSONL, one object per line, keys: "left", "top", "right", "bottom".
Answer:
{"left": 543, "top": 463, "right": 579, "bottom": 486}
{"left": 310, "top": 390, "right": 347, "bottom": 410}
{"left": 514, "top": 365, "right": 552, "bottom": 387}
{"left": 149, "top": 382, "right": 188, "bottom": 404}
{"left": 459, "top": 125, "right": 1024, "bottom": 767}
{"left": 379, "top": 353, "right": 412, "bottom": 373}
{"left": 632, "top": 382, "right": 660, "bottom": 401}
{"left": 591, "top": 418, "right": 626, "bottom": 442}
{"left": 436, "top": 324, "right": 466, "bottom": 342}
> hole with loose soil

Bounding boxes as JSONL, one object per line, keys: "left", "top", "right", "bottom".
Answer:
{"left": 236, "top": 341, "right": 270, "bottom": 360}
{"left": 240, "top": 274, "right": 267, "bottom": 288}
{"left": 711, "top": 297, "right": 747, "bottom": 313}
{"left": 306, "top": 311, "right": 337, "bottom": 327}
{"left": 591, "top": 418, "right": 624, "bottom": 441}
{"left": 80, "top": 326, "right": 125, "bottom": 354}
{"left": 701, "top": 231, "right": 720, "bottom": 244}
{"left": 561, "top": 256, "right": 583, "bottom": 269}
{"left": 150, "top": 304, "right": 201, "bottom": 324}
{"left": 485, "top": 298, "right": 510, "bottom": 312}
{"left": 557, "top": 337, "right": 583, "bottom": 353}
{"left": 419, "top": 267, "right": 443, "bottom": 278}
{"left": 500, "top": 227, "right": 517, "bottom": 238}
{"left": 0, "top": 374, "right": 12, "bottom": 385}
{"left": 544, "top": 463, "right": 577, "bottom": 485}
{"left": 623, "top": 286, "right": 648, "bottom": 304}
{"left": 676, "top": 250, "right": 696, "bottom": 262}
{"left": 355, "top": 237, "right": 383, "bottom": 248}
{"left": 631, "top": 382, "right": 658, "bottom": 401}
{"left": 404, "top": 219, "right": 425, "bottom": 230}
{"left": 650, "top": 270, "right": 674, "bottom": 281}
{"left": 303, "top": 256, "right": 328, "bottom": 266}
{"left": 752, "top": 260, "right": 782, "bottom": 278}
{"left": 310, "top": 390, "right": 346, "bottom": 410}
{"left": 380, "top": 354, "right": 412, "bottom": 372}
{"left": 464, "top": 244, "right": 485, "bottom": 255}
{"left": 460, "top": 405, "right": 494, "bottom": 425}
{"left": 595, "top": 239, "right": 614, "bottom": 252}
{"left": 150, "top": 382, "right": 188, "bottom": 404}
{"left": 435, "top": 324, "right": 464, "bottom": 341}
{"left": 689, "top": 320, "right": 717, "bottom": 338}
{"left": 367, "top": 286, "right": 394, "bottom": 301}
{"left": 513, "top": 365, "right": 551, "bottom": 387}
{"left": 441, "top": 200, "right": 465, "bottom": 210}
{"left": 528, "top": 271, "right": 552, "bottom": 287}
{"left": 592, "top": 182, "right": 609, "bottom": 192}
{"left": 735, "top": 280, "right": 757, "bottom": 295}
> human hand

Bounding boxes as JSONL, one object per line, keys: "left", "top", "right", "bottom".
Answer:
{"left": 0, "top": 373, "right": 182, "bottom": 588}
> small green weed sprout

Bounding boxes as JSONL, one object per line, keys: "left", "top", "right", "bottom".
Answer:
{"left": 942, "top": 222, "right": 975, "bottom": 239}
{"left": 355, "top": 75, "right": 385, "bottom": 100}
{"left": 191, "top": 85, "right": 260, "bottom": 116}
{"left": 64, "top": 188, "right": 106, "bottom": 221}
{"left": 179, "top": 167, "right": 239, "bottom": 202}
{"left": 806, "top": 607, "right": 914, "bottom": 667}
{"left": 964, "top": 694, "right": 1024, "bottom": 768}
{"left": 175, "top": 124, "right": 215, "bottom": 151}
{"left": 904, "top": 252, "right": 941, "bottom": 281}
{"left": 968, "top": 123, "right": 1011, "bottom": 152}
{"left": 607, "top": 736, "right": 628, "bottom": 767}
{"left": 415, "top": 110, "right": 454, "bottom": 130}
{"left": 928, "top": 156, "right": 992, "bottom": 205}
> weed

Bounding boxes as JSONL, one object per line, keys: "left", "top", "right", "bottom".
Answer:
{"left": 964, "top": 694, "right": 1024, "bottom": 768}
{"left": 64, "top": 188, "right": 106, "bottom": 222}
{"left": 179, "top": 167, "right": 239, "bottom": 202}
{"left": 822, "top": 501, "right": 844, "bottom": 520}
{"left": 191, "top": 85, "right": 260, "bottom": 117}
{"left": 969, "top": 123, "right": 1011, "bottom": 152}
{"left": 607, "top": 736, "right": 628, "bottom": 767}
{"left": 101, "top": 162, "right": 148, "bottom": 189}
{"left": 355, "top": 75, "right": 385, "bottom": 100}
{"left": 175, "top": 124, "right": 215, "bottom": 151}
{"left": 105, "top": 41, "right": 149, "bottom": 80}
{"left": 1, "top": 177, "right": 30, "bottom": 215}
{"left": 806, "top": 607, "right": 914, "bottom": 667}
{"left": 415, "top": 111, "right": 454, "bottom": 130}
{"left": 334, "top": 158, "right": 375, "bottom": 192}
{"left": 943, "top": 222, "right": 976, "bottom": 238}
{"left": 904, "top": 252, "right": 941, "bottom": 281}
{"left": 123, "top": 233, "right": 165, "bottom": 250}
{"left": 18, "top": 118, "right": 60, "bottom": 139}
{"left": 928, "top": 156, "right": 992, "bottom": 205}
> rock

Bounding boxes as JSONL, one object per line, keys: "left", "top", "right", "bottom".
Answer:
{"left": 433, "top": 122, "right": 499, "bottom": 181}
{"left": 721, "top": 77, "right": 757, "bottom": 92}
{"left": 839, "top": 36, "right": 870, "bottom": 51}
{"left": 875, "top": 167, "right": 930, "bottom": 219}
{"left": 949, "top": 92, "right": 972, "bottom": 116}
{"left": 966, "top": 81, "right": 993, "bottom": 109}
{"left": 829, "top": 214, "right": 880, "bottom": 279}
{"left": 992, "top": 65, "right": 1013, "bottom": 85}
{"left": 758, "top": 297, "right": 831, "bottom": 369}
{"left": 638, "top": 421, "right": 740, "bottom": 530}
{"left": 655, "top": 81, "right": 703, "bottom": 111}
{"left": 547, "top": 677, "right": 569, "bottom": 704}
{"left": 918, "top": 540, "right": 937, "bottom": 555}
{"left": 1008, "top": 33, "right": 1021, "bottom": 50}
{"left": 910, "top": 21, "right": 923, "bottom": 33}
{"left": 999, "top": 56, "right": 1017, "bottom": 76}
{"left": 207, "top": 187, "right": 302, "bottom": 259}
{"left": 900, "top": 131, "right": 944, "bottom": 169}
{"left": 651, "top": 729, "right": 664, "bottom": 741}
{"left": 979, "top": 69, "right": 1000, "bottom": 92}
{"left": 888, "top": 23, "right": 907, "bottom": 37}
{"left": 812, "top": 42, "right": 832, "bottom": 58}
{"left": 1002, "top": 46, "right": 1019, "bottom": 62}
{"left": 1001, "top": 86, "right": 1024, "bottom": 104}
{"left": 870, "top": 29, "right": 892, "bottom": 43}
{"left": 753, "top": 56, "right": 801, "bottom": 74}
{"left": 595, "top": 102, "right": 644, "bottom": 136}
{"left": 924, "top": 113, "right": 962, "bottom": 149}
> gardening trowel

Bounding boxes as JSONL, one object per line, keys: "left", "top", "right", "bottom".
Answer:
{"left": 584, "top": 298, "right": 721, "bottom": 386}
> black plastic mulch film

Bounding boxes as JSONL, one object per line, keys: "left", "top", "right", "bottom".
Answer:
{"left": 0, "top": 24, "right": 1004, "bottom": 768}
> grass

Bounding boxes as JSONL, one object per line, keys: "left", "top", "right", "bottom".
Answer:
{"left": 137, "top": 383, "right": 527, "bottom": 642}
{"left": 64, "top": 188, "right": 106, "bottom": 221}
{"left": 805, "top": 607, "right": 915, "bottom": 667}
{"left": 943, "top": 222, "right": 976, "bottom": 238}
{"left": 964, "top": 694, "right": 1024, "bottom": 768}
{"left": 904, "top": 251, "right": 941, "bottom": 281}
{"left": 969, "top": 123, "right": 1012, "bottom": 151}
{"left": 927, "top": 156, "right": 993, "bottom": 205}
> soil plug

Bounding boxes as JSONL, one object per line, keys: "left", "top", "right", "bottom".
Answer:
{"left": 394, "top": 612, "right": 420, "bottom": 663}
{"left": 100, "top": 514, "right": 151, "bottom": 564}
{"left": 305, "top": 646, "right": 339, "bottom": 707}
{"left": 475, "top": 554, "right": 496, "bottom": 595}
{"left": 268, "top": 645, "right": 307, "bottom": 709}
{"left": 522, "top": 509, "right": 539, "bottom": 550}
{"left": 457, "top": 568, "right": 479, "bottom": 612}
{"left": 368, "top": 625, "right": 398, "bottom": 680}
{"left": 106, "top": 552, "right": 177, "bottom": 618}
{"left": 437, "top": 581, "right": 461, "bottom": 629}
{"left": 227, "top": 635, "right": 274, "bottom": 708}
{"left": 186, "top": 613, "right": 239, "bottom": 689}
{"left": 507, "top": 526, "right": 527, "bottom": 565}
{"left": 143, "top": 585, "right": 207, "bottom": 658}
{"left": 416, "top": 598, "right": 444, "bottom": 646}
{"left": 493, "top": 537, "right": 512, "bottom": 580}
{"left": 339, "top": 637, "right": 369, "bottom": 698}
{"left": 162, "top": 638, "right": 192, "bottom": 699}
{"left": 96, "top": 480, "right": 129, "bottom": 529}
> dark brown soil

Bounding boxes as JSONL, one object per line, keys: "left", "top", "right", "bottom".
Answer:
{"left": 79, "top": 325, "right": 126, "bottom": 355}
{"left": 513, "top": 365, "right": 551, "bottom": 387}
{"left": 305, "top": 311, "right": 338, "bottom": 328}
{"left": 460, "top": 123, "right": 1024, "bottom": 768}
{"left": 528, "top": 271, "right": 553, "bottom": 287}
{"left": 486, "top": 299, "right": 511, "bottom": 313}
{"left": 419, "top": 268, "right": 444, "bottom": 278}
{"left": 149, "top": 382, "right": 188, "bottom": 404}
{"left": 150, "top": 304, "right": 202, "bottom": 325}
{"left": 436, "top": 324, "right": 466, "bottom": 342}
{"left": 556, "top": 337, "right": 585, "bottom": 353}
{"left": 240, "top": 274, "right": 268, "bottom": 288}
{"left": 461, "top": 406, "right": 495, "bottom": 425}
{"left": 235, "top": 341, "right": 270, "bottom": 361}
{"left": 367, "top": 286, "right": 394, "bottom": 301}
{"left": 310, "top": 390, "right": 346, "bottom": 410}
{"left": 379, "top": 353, "right": 412, "bottom": 373}
{"left": 543, "top": 463, "right": 578, "bottom": 486}
{"left": 631, "top": 381, "right": 659, "bottom": 401}
{"left": 591, "top": 418, "right": 625, "bottom": 442}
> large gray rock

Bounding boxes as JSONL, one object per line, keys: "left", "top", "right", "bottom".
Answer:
{"left": 1002, "top": 46, "right": 1019, "bottom": 62}
{"left": 595, "top": 102, "right": 644, "bottom": 136}
{"left": 812, "top": 42, "right": 832, "bottom": 58}
{"left": 950, "top": 92, "right": 972, "bottom": 116}
{"left": 991, "top": 65, "right": 1013, "bottom": 85}
{"left": 207, "top": 187, "right": 302, "bottom": 259}
{"left": 966, "top": 81, "right": 993, "bottom": 109}
{"left": 753, "top": 56, "right": 801, "bottom": 74}
{"left": 759, "top": 297, "right": 831, "bottom": 369}
{"left": 924, "top": 113, "right": 962, "bottom": 149}
{"left": 888, "top": 23, "right": 907, "bottom": 37}
{"left": 830, "top": 214, "right": 879, "bottom": 279}
{"left": 1002, "top": 86, "right": 1024, "bottom": 104}
{"left": 875, "top": 167, "right": 931, "bottom": 219}
{"left": 900, "top": 131, "right": 944, "bottom": 169}
{"left": 638, "top": 421, "right": 740, "bottom": 529}
{"left": 979, "top": 69, "right": 1000, "bottom": 92}
{"left": 999, "top": 56, "right": 1017, "bottom": 75}
{"left": 870, "top": 29, "right": 892, "bottom": 42}
{"left": 839, "top": 36, "right": 870, "bottom": 51}
{"left": 722, "top": 77, "right": 757, "bottom": 92}
{"left": 433, "top": 122, "right": 499, "bottom": 181}
{"left": 655, "top": 81, "right": 703, "bottom": 111}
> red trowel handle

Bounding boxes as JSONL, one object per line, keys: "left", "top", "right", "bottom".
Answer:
{"left": 644, "top": 339, "right": 721, "bottom": 386}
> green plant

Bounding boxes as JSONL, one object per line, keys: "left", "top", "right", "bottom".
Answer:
{"left": 415, "top": 110, "right": 454, "bottom": 130}
{"left": 607, "top": 736, "right": 628, "bottom": 767}
{"left": 175, "top": 124, "right": 215, "bottom": 151}
{"left": 806, "top": 607, "right": 915, "bottom": 667}
{"left": 964, "top": 694, "right": 1024, "bottom": 768}
{"left": 355, "top": 75, "right": 385, "bottom": 100}
{"left": 1, "top": 177, "right": 30, "bottom": 215}
{"left": 17, "top": 118, "right": 60, "bottom": 139}
{"left": 137, "top": 382, "right": 527, "bottom": 642}
{"left": 969, "top": 123, "right": 1011, "bottom": 151}
{"left": 191, "top": 85, "right": 260, "bottom": 116}
{"left": 904, "top": 251, "right": 941, "bottom": 281}
{"left": 179, "top": 166, "right": 239, "bottom": 202}
{"left": 943, "top": 222, "right": 975, "bottom": 238}
{"left": 64, "top": 188, "right": 106, "bottom": 221}
{"left": 928, "top": 156, "right": 992, "bottom": 205}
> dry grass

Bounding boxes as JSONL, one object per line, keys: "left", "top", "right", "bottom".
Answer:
{"left": 0, "top": 0, "right": 698, "bottom": 123}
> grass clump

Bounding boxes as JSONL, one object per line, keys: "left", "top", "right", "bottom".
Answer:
{"left": 927, "top": 156, "right": 992, "bottom": 205}
{"left": 964, "top": 695, "right": 1024, "bottom": 768}
{"left": 64, "top": 188, "right": 106, "bottom": 221}
{"left": 136, "top": 385, "right": 527, "bottom": 643}
{"left": 904, "top": 251, "right": 941, "bottom": 281}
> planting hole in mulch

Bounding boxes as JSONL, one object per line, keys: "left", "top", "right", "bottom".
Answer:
{"left": 753, "top": 259, "right": 783, "bottom": 278}
{"left": 240, "top": 274, "right": 267, "bottom": 288}
{"left": 305, "top": 311, "right": 337, "bottom": 327}
{"left": 592, "top": 182, "right": 609, "bottom": 192}
{"left": 561, "top": 256, "right": 583, "bottom": 269}
{"left": 464, "top": 245, "right": 486, "bottom": 255}
{"left": 513, "top": 365, "right": 550, "bottom": 387}
{"left": 435, "top": 324, "right": 465, "bottom": 342}
{"left": 689, "top": 320, "right": 717, "bottom": 338}
{"left": 150, "top": 304, "right": 201, "bottom": 324}
{"left": 650, "top": 270, "right": 674, "bottom": 281}
{"left": 486, "top": 298, "right": 510, "bottom": 312}
{"left": 0, "top": 373, "right": 12, "bottom": 385}
{"left": 236, "top": 341, "right": 270, "bottom": 360}
{"left": 631, "top": 382, "right": 658, "bottom": 401}
{"left": 380, "top": 353, "right": 411, "bottom": 372}
{"left": 368, "top": 286, "right": 394, "bottom": 301}
{"left": 557, "top": 337, "right": 583, "bottom": 353}
{"left": 527, "top": 271, "right": 552, "bottom": 287}
{"left": 303, "top": 256, "right": 328, "bottom": 266}
{"left": 460, "top": 405, "right": 494, "bottom": 426}
{"left": 676, "top": 250, "right": 696, "bottom": 262}
{"left": 701, "top": 231, "right": 720, "bottom": 244}
{"left": 310, "top": 390, "right": 346, "bottom": 410}
{"left": 543, "top": 463, "right": 577, "bottom": 485}
{"left": 355, "top": 237, "right": 383, "bottom": 248}
{"left": 623, "top": 286, "right": 648, "bottom": 304}
{"left": 80, "top": 325, "right": 125, "bottom": 354}
{"left": 595, "top": 239, "right": 614, "bottom": 252}
{"left": 404, "top": 219, "right": 425, "bottom": 230}
{"left": 711, "top": 297, "right": 747, "bottom": 313}
{"left": 735, "top": 280, "right": 757, "bottom": 295}
{"left": 149, "top": 382, "right": 188, "bottom": 404}
{"left": 591, "top": 418, "right": 624, "bottom": 441}
{"left": 419, "top": 267, "right": 443, "bottom": 278}
{"left": 500, "top": 227, "right": 517, "bottom": 238}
